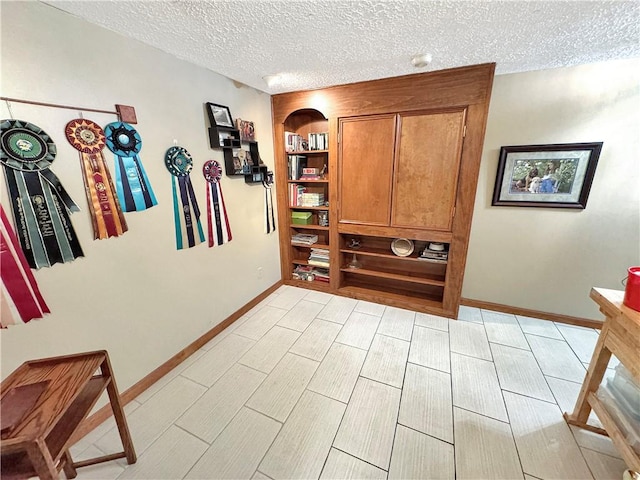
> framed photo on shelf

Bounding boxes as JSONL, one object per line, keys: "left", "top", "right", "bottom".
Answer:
{"left": 206, "top": 102, "right": 234, "bottom": 128}
{"left": 236, "top": 119, "right": 256, "bottom": 142}
{"left": 491, "top": 142, "right": 602, "bottom": 209}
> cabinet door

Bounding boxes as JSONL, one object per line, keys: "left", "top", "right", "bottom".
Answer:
{"left": 339, "top": 115, "right": 396, "bottom": 226}
{"left": 391, "top": 110, "right": 466, "bottom": 231}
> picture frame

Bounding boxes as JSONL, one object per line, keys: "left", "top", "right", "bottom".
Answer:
{"left": 236, "top": 118, "right": 256, "bottom": 142}
{"left": 491, "top": 142, "right": 602, "bottom": 209}
{"left": 206, "top": 102, "right": 234, "bottom": 128}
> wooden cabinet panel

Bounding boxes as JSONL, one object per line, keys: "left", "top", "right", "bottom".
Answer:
{"left": 339, "top": 115, "right": 396, "bottom": 226}
{"left": 391, "top": 110, "right": 466, "bottom": 231}
{"left": 272, "top": 63, "right": 495, "bottom": 318}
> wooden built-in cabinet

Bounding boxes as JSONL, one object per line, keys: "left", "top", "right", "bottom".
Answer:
{"left": 339, "top": 109, "right": 466, "bottom": 231}
{"left": 272, "top": 64, "right": 495, "bottom": 317}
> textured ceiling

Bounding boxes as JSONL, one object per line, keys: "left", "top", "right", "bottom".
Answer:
{"left": 47, "top": 0, "right": 640, "bottom": 94}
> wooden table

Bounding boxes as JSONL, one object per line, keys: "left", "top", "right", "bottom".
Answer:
{"left": 564, "top": 287, "right": 640, "bottom": 471}
{"left": 1, "top": 351, "right": 136, "bottom": 479}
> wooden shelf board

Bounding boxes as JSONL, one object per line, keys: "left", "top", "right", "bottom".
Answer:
{"left": 46, "top": 377, "right": 110, "bottom": 462}
{"left": 290, "top": 225, "right": 329, "bottom": 231}
{"left": 338, "top": 284, "right": 444, "bottom": 310}
{"left": 292, "top": 243, "right": 330, "bottom": 249}
{"left": 287, "top": 179, "right": 329, "bottom": 184}
{"left": 292, "top": 259, "right": 308, "bottom": 266}
{"left": 340, "top": 247, "right": 447, "bottom": 264}
{"left": 338, "top": 224, "right": 453, "bottom": 243}
{"left": 587, "top": 392, "right": 640, "bottom": 471}
{"left": 286, "top": 279, "right": 331, "bottom": 291}
{"left": 287, "top": 150, "right": 328, "bottom": 155}
{"left": 340, "top": 267, "right": 445, "bottom": 287}
{"left": 290, "top": 206, "right": 329, "bottom": 211}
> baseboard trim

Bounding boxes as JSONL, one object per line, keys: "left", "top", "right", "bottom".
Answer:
{"left": 72, "top": 280, "right": 283, "bottom": 443}
{"left": 461, "top": 297, "right": 603, "bottom": 329}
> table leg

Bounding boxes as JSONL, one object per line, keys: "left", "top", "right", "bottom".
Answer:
{"left": 25, "top": 438, "right": 58, "bottom": 480}
{"left": 566, "top": 321, "right": 612, "bottom": 425}
{"left": 100, "top": 355, "right": 137, "bottom": 464}
{"left": 62, "top": 450, "right": 77, "bottom": 479}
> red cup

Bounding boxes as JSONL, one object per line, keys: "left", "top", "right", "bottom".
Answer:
{"left": 623, "top": 266, "right": 640, "bottom": 311}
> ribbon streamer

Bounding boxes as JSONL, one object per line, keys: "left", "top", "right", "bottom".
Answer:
{"left": 203, "top": 160, "right": 232, "bottom": 247}
{"left": 0, "top": 119, "right": 84, "bottom": 269}
{"left": 65, "top": 118, "right": 128, "bottom": 239}
{"left": 105, "top": 121, "right": 157, "bottom": 212}
{"left": 1, "top": 205, "right": 50, "bottom": 327}
{"left": 263, "top": 172, "right": 276, "bottom": 234}
{"left": 165, "top": 146, "right": 205, "bottom": 249}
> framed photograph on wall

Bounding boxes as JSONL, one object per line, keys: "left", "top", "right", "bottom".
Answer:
{"left": 236, "top": 118, "right": 256, "bottom": 142}
{"left": 206, "top": 102, "right": 234, "bottom": 128}
{"left": 491, "top": 142, "right": 603, "bottom": 209}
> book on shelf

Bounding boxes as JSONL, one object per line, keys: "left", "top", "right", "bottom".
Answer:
{"left": 293, "top": 265, "right": 330, "bottom": 282}
{"left": 288, "top": 155, "right": 307, "bottom": 180}
{"left": 308, "top": 132, "right": 329, "bottom": 151}
{"left": 299, "top": 193, "right": 324, "bottom": 207}
{"left": 291, "top": 233, "right": 318, "bottom": 245}
{"left": 308, "top": 247, "right": 330, "bottom": 268}
{"left": 285, "top": 132, "right": 306, "bottom": 153}
{"left": 418, "top": 250, "right": 448, "bottom": 263}
{"left": 289, "top": 183, "right": 306, "bottom": 206}
{"left": 300, "top": 167, "right": 322, "bottom": 180}
{"left": 308, "top": 260, "right": 330, "bottom": 268}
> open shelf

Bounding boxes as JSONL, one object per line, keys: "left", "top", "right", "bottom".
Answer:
{"left": 287, "top": 150, "right": 328, "bottom": 155}
{"left": 338, "top": 283, "right": 444, "bottom": 311}
{"left": 340, "top": 247, "right": 447, "bottom": 264}
{"left": 292, "top": 243, "right": 330, "bottom": 250}
{"left": 340, "top": 267, "right": 445, "bottom": 287}
{"left": 45, "top": 377, "right": 110, "bottom": 463}
{"left": 287, "top": 279, "right": 331, "bottom": 291}
{"left": 290, "top": 225, "right": 329, "bottom": 231}
{"left": 288, "top": 179, "right": 328, "bottom": 184}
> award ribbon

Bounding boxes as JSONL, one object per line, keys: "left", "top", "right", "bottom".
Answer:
{"left": 1, "top": 205, "right": 50, "bottom": 327}
{"left": 104, "top": 122, "right": 157, "bottom": 212}
{"left": 263, "top": 173, "right": 276, "bottom": 234}
{"left": 65, "top": 119, "right": 128, "bottom": 239}
{"left": 165, "top": 146, "right": 205, "bottom": 249}
{"left": 203, "top": 160, "right": 232, "bottom": 247}
{"left": 0, "top": 119, "right": 84, "bottom": 269}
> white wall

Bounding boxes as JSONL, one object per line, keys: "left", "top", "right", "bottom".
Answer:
{"left": 464, "top": 58, "right": 640, "bottom": 320}
{"left": 0, "top": 2, "right": 281, "bottom": 385}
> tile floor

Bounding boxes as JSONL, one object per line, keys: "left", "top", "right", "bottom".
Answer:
{"left": 70, "top": 286, "right": 629, "bottom": 480}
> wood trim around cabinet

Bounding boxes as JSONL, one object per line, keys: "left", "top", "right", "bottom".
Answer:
{"left": 271, "top": 63, "right": 496, "bottom": 124}
{"left": 71, "top": 280, "right": 283, "bottom": 444}
{"left": 460, "top": 297, "right": 603, "bottom": 329}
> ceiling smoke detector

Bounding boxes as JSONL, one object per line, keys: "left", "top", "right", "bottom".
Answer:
{"left": 411, "top": 53, "right": 432, "bottom": 68}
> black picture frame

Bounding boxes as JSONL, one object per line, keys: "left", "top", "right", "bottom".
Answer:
{"left": 491, "top": 142, "right": 602, "bottom": 209}
{"left": 206, "top": 102, "right": 234, "bottom": 128}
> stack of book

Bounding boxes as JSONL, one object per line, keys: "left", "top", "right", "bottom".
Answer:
{"left": 418, "top": 249, "right": 448, "bottom": 263}
{"left": 308, "top": 248, "right": 330, "bottom": 268}
{"left": 300, "top": 192, "right": 324, "bottom": 207}
{"left": 292, "top": 265, "right": 330, "bottom": 283}
{"left": 291, "top": 233, "right": 318, "bottom": 245}
{"left": 312, "top": 267, "right": 330, "bottom": 283}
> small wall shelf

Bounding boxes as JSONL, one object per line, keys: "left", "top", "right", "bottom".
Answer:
{"left": 205, "top": 103, "right": 268, "bottom": 184}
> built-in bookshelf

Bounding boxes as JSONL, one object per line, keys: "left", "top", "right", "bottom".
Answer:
{"left": 277, "top": 110, "right": 330, "bottom": 288}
